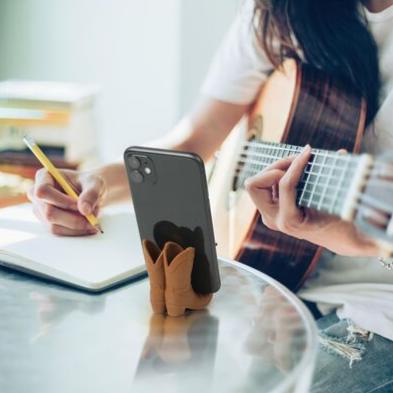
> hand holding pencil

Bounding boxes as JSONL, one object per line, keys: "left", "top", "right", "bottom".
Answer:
{"left": 25, "top": 136, "right": 106, "bottom": 236}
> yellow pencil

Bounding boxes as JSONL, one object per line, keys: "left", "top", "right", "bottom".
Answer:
{"left": 23, "top": 135, "right": 103, "bottom": 234}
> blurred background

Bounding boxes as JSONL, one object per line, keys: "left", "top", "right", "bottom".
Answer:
{"left": 0, "top": 0, "right": 240, "bottom": 206}
{"left": 0, "top": 0, "right": 240, "bottom": 161}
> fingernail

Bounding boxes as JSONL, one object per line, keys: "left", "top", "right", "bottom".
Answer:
{"left": 303, "top": 144, "right": 311, "bottom": 153}
{"left": 82, "top": 202, "right": 91, "bottom": 214}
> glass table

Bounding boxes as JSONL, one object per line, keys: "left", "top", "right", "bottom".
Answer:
{"left": 0, "top": 259, "right": 317, "bottom": 393}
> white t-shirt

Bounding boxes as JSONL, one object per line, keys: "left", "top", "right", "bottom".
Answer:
{"left": 202, "top": 2, "right": 393, "bottom": 340}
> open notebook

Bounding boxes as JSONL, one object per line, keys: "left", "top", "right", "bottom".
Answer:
{"left": 0, "top": 204, "right": 146, "bottom": 291}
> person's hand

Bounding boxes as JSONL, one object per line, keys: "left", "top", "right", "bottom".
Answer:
{"left": 245, "top": 287, "right": 304, "bottom": 373}
{"left": 245, "top": 145, "right": 379, "bottom": 257}
{"left": 27, "top": 168, "right": 106, "bottom": 236}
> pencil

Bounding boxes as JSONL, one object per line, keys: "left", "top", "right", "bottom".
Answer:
{"left": 23, "top": 135, "right": 103, "bottom": 234}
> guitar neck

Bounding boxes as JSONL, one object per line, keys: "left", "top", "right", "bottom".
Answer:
{"left": 237, "top": 141, "right": 372, "bottom": 219}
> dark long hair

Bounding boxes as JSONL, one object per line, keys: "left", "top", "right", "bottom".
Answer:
{"left": 253, "top": 0, "right": 380, "bottom": 123}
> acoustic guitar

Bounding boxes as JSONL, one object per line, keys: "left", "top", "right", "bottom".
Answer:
{"left": 209, "top": 59, "right": 393, "bottom": 291}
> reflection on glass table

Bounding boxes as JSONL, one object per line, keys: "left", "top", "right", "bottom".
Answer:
{"left": 0, "top": 260, "right": 317, "bottom": 393}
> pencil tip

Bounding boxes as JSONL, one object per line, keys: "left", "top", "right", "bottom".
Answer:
{"left": 95, "top": 225, "right": 104, "bottom": 234}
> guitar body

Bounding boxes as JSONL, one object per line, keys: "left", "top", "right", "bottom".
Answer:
{"left": 209, "top": 59, "right": 367, "bottom": 291}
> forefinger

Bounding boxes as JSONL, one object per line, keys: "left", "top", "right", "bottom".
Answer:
{"left": 279, "top": 145, "right": 311, "bottom": 215}
{"left": 261, "top": 156, "right": 296, "bottom": 173}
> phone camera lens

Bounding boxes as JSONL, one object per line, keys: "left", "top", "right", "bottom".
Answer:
{"left": 128, "top": 156, "right": 141, "bottom": 169}
{"left": 130, "top": 170, "right": 144, "bottom": 184}
{"left": 144, "top": 167, "right": 152, "bottom": 175}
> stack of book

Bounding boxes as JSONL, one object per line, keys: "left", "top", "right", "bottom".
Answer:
{"left": 0, "top": 80, "right": 98, "bottom": 207}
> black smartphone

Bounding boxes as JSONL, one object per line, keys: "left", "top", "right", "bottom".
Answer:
{"left": 124, "top": 146, "right": 220, "bottom": 294}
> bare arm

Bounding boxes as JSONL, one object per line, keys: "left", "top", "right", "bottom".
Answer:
{"left": 152, "top": 96, "right": 249, "bottom": 161}
{"left": 97, "top": 96, "right": 249, "bottom": 203}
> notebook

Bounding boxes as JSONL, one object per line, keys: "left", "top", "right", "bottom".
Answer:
{"left": 0, "top": 203, "right": 146, "bottom": 291}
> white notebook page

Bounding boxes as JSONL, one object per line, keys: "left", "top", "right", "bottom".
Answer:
{"left": 0, "top": 204, "right": 145, "bottom": 289}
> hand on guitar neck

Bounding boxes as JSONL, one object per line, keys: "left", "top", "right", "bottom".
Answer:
{"left": 209, "top": 61, "right": 393, "bottom": 289}
{"left": 245, "top": 145, "right": 380, "bottom": 258}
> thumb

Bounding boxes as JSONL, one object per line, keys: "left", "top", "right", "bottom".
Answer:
{"left": 77, "top": 175, "right": 105, "bottom": 216}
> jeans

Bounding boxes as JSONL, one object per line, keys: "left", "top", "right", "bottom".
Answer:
{"left": 310, "top": 312, "right": 393, "bottom": 393}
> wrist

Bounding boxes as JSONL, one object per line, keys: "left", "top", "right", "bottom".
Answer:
{"left": 92, "top": 163, "right": 129, "bottom": 206}
{"left": 304, "top": 219, "right": 381, "bottom": 257}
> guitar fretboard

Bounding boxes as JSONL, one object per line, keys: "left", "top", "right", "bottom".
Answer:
{"left": 236, "top": 141, "right": 369, "bottom": 218}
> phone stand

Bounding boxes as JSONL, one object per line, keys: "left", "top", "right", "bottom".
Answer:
{"left": 142, "top": 240, "right": 213, "bottom": 317}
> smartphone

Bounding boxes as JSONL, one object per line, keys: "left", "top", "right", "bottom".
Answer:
{"left": 124, "top": 146, "right": 220, "bottom": 294}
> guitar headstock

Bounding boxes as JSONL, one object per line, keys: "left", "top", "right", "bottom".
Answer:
{"left": 355, "top": 152, "right": 393, "bottom": 254}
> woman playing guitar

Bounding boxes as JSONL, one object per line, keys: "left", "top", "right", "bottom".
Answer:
{"left": 29, "top": 0, "right": 393, "bottom": 391}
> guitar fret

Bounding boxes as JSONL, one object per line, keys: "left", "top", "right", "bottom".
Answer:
{"left": 237, "top": 168, "right": 351, "bottom": 194}
{"left": 328, "top": 156, "right": 350, "bottom": 215}
{"left": 243, "top": 141, "right": 349, "bottom": 161}
{"left": 301, "top": 191, "right": 344, "bottom": 210}
{"left": 298, "top": 156, "right": 355, "bottom": 210}
{"left": 298, "top": 164, "right": 311, "bottom": 206}
{"left": 237, "top": 164, "right": 357, "bottom": 191}
{"left": 307, "top": 152, "right": 327, "bottom": 208}
{"left": 299, "top": 162, "right": 312, "bottom": 206}
{"left": 239, "top": 154, "right": 355, "bottom": 172}
{"left": 236, "top": 142, "right": 364, "bottom": 217}
{"left": 317, "top": 153, "right": 336, "bottom": 210}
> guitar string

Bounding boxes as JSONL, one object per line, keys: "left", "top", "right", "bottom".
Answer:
{"left": 235, "top": 168, "right": 353, "bottom": 191}
{"left": 230, "top": 143, "right": 391, "bottom": 214}
{"left": 359, "top": 194, "right": 393, "bottom": 214}
{"left": 234, "top": 167, "right": 393, "bottom": 213}
{"left": 234, "top": 166, "right": 393, "bottom": 214}
{"left": 236, "top": 167, "right": 351, "bottom": 210}
{"left": 240, "top": 142, "right": 388, "bottom": 170}
{"left": 240, "top": 151, "right": 356, "bottom": 166}
{"left": 243, "top": 140, "right": 354, "bottom": 155}
{"left": 231, "top": 180, "right": 393, "bottom": 217}
{"left": 243, "top": 141, "right": 349, "bottom": 156}
{"left": 228, "top": 147, "right": 392, "bottom": 228}
{"left": 238, "top": 151, "right": 388, "bottom": 171}
{"left": 235, "top": 169, "right": 353, "bottom": 193}
{"left": 236, "top": 163, "right": 393, "bottom": 191}
{"left": 367, "top": 178, "right": 393, "bottom": 186}
{"left": 235, "top": 157, "right": 359, "bottom": 174}
{"left": 234, "top": 162, "right": 392, "bottom": 188}
{"left": 234, "top": 168, "right": 357, "bottom": 186}
{"left": 235, "top": 148, "right": 388, "bottom": 180}
{"left": 327, "top": 154, "right": 350, "bottom": 213}
{"left": 234, "top": 162, "right": 358, "bottom": 182}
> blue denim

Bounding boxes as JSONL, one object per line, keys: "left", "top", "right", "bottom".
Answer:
{"left": 311, "top": 312, "right": 393, "bottom": 393}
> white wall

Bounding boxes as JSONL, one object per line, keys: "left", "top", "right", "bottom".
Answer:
{"left": 0, "top": 0, "right": 239, "bottom": 162}
{"left": 179, "top": 0, "right": 240, "bottom": 114}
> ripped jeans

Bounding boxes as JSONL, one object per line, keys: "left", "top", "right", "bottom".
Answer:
{"left": 311, "top": 313, "right": 393, "bottom": 393}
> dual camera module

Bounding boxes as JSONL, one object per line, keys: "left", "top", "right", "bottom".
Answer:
{"left": 128, "top": 155, "right": 155, "bottom": 184}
